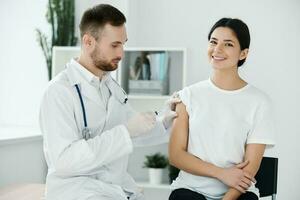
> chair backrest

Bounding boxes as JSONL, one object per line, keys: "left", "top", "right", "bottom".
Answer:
{"left": 255, "top": 157, "right": 278, "bottom": 198}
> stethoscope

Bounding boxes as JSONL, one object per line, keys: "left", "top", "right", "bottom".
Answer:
{"left": 74, "top": 79, "right": 128, "bottom": 140}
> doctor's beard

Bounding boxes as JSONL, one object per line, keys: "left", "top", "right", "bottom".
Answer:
{"left": 90, "top": 48, "right": 121, "bottom": 72}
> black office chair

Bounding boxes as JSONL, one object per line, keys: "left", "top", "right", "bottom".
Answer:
{"left": 255, "top": 157, "right": 278, "bottom": 200}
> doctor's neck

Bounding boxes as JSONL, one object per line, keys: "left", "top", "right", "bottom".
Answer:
{"left": 77, "top": 55, "right": 106, "bottom": 80}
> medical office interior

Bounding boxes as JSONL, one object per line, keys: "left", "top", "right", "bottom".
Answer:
{"left": 0, "top": 0, "right": 299, "bottom": 199}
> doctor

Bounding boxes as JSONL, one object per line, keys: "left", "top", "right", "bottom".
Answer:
{"left": 39, "top": 4, "right": 179, "bottom": 200}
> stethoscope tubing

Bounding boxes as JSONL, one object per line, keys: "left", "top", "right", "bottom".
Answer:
{"left": 75, "top": 84, "right": 88, "bottom": 128}
{"left": 74, "top": 81, "right": 128, "bottom": 140}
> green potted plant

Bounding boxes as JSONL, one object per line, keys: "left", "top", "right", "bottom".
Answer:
{"left": 143, "top": 152, "right": 168, "bottom": 184}
{"left": 36, "top": 0, "right": 77, "bottom": 80}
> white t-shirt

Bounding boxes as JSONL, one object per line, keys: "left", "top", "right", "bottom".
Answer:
{"left": 171, "top": 78, "right": 275, "bottom": 200}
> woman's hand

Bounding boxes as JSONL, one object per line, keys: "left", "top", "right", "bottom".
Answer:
{"left": 217, "top": 160, "right": 255, "bottom": 193}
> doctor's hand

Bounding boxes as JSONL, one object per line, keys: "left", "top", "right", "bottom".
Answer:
{"left": 168, "top": 92, "right": 182, "bottom": 111}
{"left": 125, "top": 112, "right": 156, "bottom": 137}
{"left": 160, "top": 92, "right": 181, "bottom": 129}
{"left": 217, "top": 160, "right": 255, "bottom": 193}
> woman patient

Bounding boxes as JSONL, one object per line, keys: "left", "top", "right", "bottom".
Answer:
{"left": 168, "top": 18, "right": 275, "bottom": 200}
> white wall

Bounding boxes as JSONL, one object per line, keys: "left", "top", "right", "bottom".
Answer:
{"left": 127, "top": 0, "right": 300, "bottom": 199}
{"left": 0, "top": 138, "right": 46, "bottom": 187}
{"left": 0, "top": 0, "right": 130, "bottom": 127}
{"left": 0, "top": 0, "right": 49, "bottom": 127}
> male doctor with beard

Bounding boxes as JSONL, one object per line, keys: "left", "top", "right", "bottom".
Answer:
{"left": 39, "top": 4, "right": 179, "bottom": 200}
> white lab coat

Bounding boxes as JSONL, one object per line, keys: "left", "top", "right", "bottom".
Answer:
{"left": 39, "top": 59, "right": 169, "bottom": 200}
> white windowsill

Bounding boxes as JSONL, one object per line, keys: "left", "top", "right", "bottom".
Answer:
{"left": 0, "top": 124, "right": 42, "bottom": 145}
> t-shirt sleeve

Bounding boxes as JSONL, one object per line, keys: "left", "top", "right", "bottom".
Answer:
{"left": 247, "top": 97, "right": 276, "bottom": 148}
{"left": 178, "top": 87, "right": 192, "bottom": 114}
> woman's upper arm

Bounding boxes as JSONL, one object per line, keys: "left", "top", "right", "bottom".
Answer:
{"left": 169, "top": 103, "right": 189, "bottom": 163}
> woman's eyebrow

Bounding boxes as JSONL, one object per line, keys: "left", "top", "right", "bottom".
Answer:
{"left": 223, "top": 39, "right": 235, "bottom": 43}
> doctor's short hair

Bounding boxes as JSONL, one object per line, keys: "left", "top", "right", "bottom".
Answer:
{"left": 79, "top": 4, "right": 126, "bottom": 40}
{"left": 208, "top": 18, "right": 251, "bottom": 67}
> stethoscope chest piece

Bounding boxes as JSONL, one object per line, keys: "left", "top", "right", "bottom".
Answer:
{"left": 82, "top": 127, "right": 92, "bottom": 140}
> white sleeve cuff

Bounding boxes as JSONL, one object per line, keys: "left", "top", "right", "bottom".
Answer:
{"left": 246, "top": 138, "right": 275, "bottom": 148}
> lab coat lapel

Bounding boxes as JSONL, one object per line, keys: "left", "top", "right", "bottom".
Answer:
{"left": 80, "top": 81, "right": 103, "bottom": 106}
{"left": 106, "top": 76, "right": 126, "bottom": 104}
{"left": 66, "top": 61, "right": 103, "bottom": 107}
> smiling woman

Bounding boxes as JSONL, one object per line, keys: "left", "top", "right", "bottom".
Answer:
{"left": 168, "top": 18, "right": 275, "bottom": 200}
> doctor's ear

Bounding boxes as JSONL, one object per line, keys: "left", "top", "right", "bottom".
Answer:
{"left": 82, "top": 34, "right": 95, "bottom": 48}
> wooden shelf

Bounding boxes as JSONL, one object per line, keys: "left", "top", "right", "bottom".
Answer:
{"left": 118, "top": 47, "right": 187, "bottom": 97}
